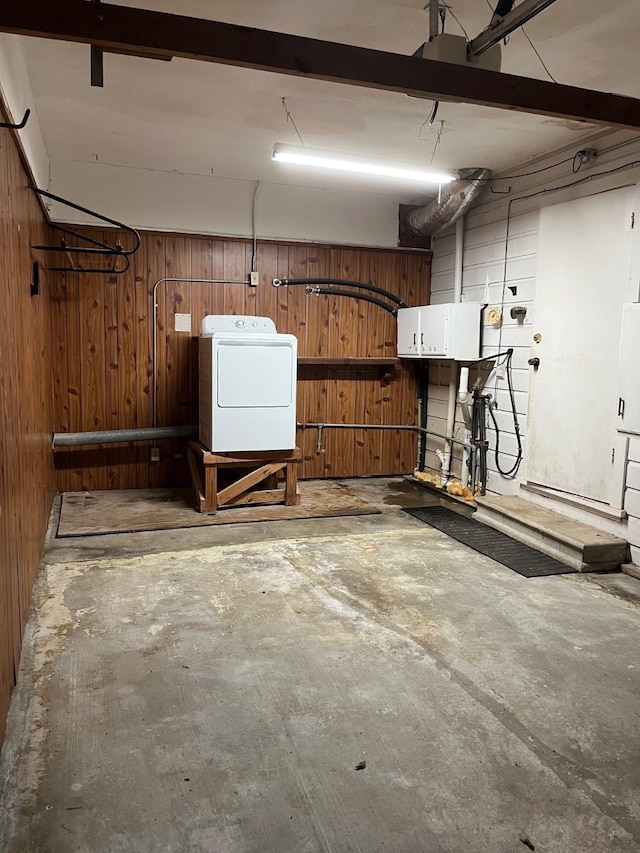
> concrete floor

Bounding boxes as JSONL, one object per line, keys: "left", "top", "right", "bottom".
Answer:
{"left": 1, "top": 478, "right": 640, "bottom": 853}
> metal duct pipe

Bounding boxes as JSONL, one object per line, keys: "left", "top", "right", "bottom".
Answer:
{"left": 405, "top": 168, "right": 492, "bottom": 237}
{"left": 298, "top": 422, "right": 473, "bottom": 449}
{"left": 53, "top": 425, "right": 198, "bottom": 448}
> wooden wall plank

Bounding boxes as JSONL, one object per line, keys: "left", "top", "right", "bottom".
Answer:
{"left": 275, "top": 245, "right": 290, "bottom": 339}
{"left": 300, "top": 246, "right": 330, "bottom": 478}
{"left": 190, "top": 236, "right": 213, "bottom": 428}
{"left": 80, "top": 238, "right": 107, "bottom": 489}
{"left": 50, "top": 232, "right": 431, "bottom": 488}
{"left": 305, "top": 247, "right": 331, "bottom": 358}
{"left": 105, "top": 252, "right": 120, "bottom": 490}
{"left": 0, "top": 121, "right": 55, "bottom": 746}
{"left": 1, "top": 145, "right": 22, "bottom": 700}
{"left": 134, "top": 232, "right": 152, "bottom": 486}
{"left": 210, "top": 240, "right": 226, "bottom": 315}
{"left": 118, "top": 249, "right": 138, "bottom": 488}
{"left": 245, "top": 243, "right": 257, "bottom": 318}
{"left": 286, "top": 246, "right": 308, "bottom": 354}
{"left": 254, "top": 244, "right": 279, "bottom": 325}
{"left": 147, "top": 234, "right": 166, "bottom": 486}
{"left": 164, "top": 235, "right": 192, "bottom": 485}
{"left": 223, "top": 241, "right": 246, "bottom": 317}
{"left": 51, "top": 269, "right": 70, "bottom": 492}
{"left": 379, "top": 253, "right": 405, "bottom": 473}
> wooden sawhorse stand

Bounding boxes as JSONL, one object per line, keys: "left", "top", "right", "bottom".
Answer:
{"left": 188, "top": 442, "right": 302, "bottom": 514}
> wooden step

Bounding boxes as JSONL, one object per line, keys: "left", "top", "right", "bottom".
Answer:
{"left": 474, "top": 495, "right": 629, "bottom": 572}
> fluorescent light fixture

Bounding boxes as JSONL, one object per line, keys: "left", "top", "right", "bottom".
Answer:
{"left": 272, "top": 143, "right": 455, "bottom": 185}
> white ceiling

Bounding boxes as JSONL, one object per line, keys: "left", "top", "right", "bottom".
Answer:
{"left": 19, "top": 0, "right": 640, "bottom": 198}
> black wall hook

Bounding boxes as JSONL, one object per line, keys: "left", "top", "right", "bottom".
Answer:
{"left": 0, "top": 109, "right": 31, "bottom": 130}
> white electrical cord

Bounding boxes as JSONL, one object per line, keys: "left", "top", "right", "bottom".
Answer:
{"left": 251, "top": 180, "right": 261, "bottom": 273}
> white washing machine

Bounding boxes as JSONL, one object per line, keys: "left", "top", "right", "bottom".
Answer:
{"left": 198, "top": 315, "right": 298, "bottom": 452}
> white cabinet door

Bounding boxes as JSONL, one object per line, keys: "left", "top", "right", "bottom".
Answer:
{"left": 419, "top": 304, "right": 449, "bottom": 357}
{"left": 397, "top": 307, "right": 421, "bottom": 357}
{"left": 617, "top": 303, "right": 640, "bottom": 435}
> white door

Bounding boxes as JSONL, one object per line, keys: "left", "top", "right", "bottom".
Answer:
{"left": 617, "top": 304, "right": 640, "bottom": 436}
{"left": 526, "top": 186, "right": 636, "bottom": 505}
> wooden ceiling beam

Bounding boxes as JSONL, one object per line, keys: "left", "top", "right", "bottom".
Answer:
{"left": 2, "top": 0, "right": 640, "bottom": 130}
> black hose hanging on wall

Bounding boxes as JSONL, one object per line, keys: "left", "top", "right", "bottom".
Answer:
{"left": 305, "top": 286, "right": 398, "bottom": 317}
{"left": 487, "top": 350, "right": 523, "bottom": 478}
{"left": 276, "top": 277, "right": 407, "bottom": 308}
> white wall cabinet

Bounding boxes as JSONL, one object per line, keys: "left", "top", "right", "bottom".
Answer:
{"left": 397, "top": 303, "right": 481, "bottom": 360}
{"left": 617, "top": 303, "right": 640, "bottom": 436}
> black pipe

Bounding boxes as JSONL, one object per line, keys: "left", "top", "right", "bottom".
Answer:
{"left": 306, "top": 286, "right": 398, "bottom": 318}
{"left": 416, "top": 361, "right": 429, "bottom": 472}
{"left": 279, "top": 278, "right": 407, "bottom": 308}
{"left": 471, "top": 390, "right": 489, "bottom": 495}
{"left": 479, "top": 397, "right": 488, "bottom": 495}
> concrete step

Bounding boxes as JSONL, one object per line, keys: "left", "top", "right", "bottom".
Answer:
{"left": 474, "top": 495, "right": 629, "bottom": 572}
{"left": 622, "top": 563, "right": 640, "bottom": 580}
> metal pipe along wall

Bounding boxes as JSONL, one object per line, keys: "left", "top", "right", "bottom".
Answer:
{"left": 53, "top": 425, "right": 198, "bottom": 448}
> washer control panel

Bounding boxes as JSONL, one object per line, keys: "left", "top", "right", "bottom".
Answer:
{"left": 201, "top": 315, "right": 277, "bottom": 336}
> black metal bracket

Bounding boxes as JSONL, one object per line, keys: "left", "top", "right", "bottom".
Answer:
{"left": 30, "top": 186, "right": 141, "bottom": 275}
{"left": 30, "top": 261, "right": 40, "bottom": 297}
{"left": 90, "top": 1, "right": 104, "bottom": 87}
{"left": 91, "top": 45, "right": 104, "bottom": 88}
{"left": 0, "top": 109, "right": 31, "bottom": 130}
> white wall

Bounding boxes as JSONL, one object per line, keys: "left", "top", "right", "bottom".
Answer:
{"left": 0, "top": 35, "right": 50, "bottom": 190}
{"left": 46, "top": 158, "right": 413, "bottom": 248}
{"left": 428, "top": 128, "right": 640, "bottom": 562}
{"left": 1, "top": 34, "right": 414, "bottom": 248}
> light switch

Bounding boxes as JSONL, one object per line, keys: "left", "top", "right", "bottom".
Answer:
{"left": 175, "top": 313, "right": 191, "bottom": 333}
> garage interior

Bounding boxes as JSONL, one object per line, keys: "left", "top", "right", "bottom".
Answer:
{"left": 1, "top": 1, "right": 640, "bottom": 851}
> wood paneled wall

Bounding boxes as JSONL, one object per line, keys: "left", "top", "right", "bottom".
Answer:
{"left": 0, "top": 124, "right": 56, "bottom": 744}
{"left": 51, "top": 231, "right": 430, "bottom": 489}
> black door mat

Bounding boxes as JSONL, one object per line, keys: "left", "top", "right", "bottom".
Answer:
{"left": 403, "top": 506, "right": 577, "bottom": 578}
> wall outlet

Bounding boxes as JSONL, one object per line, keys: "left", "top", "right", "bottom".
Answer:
{"left": 150, "top": 447, "right": 160, "bottom": 462}
{"left": 250, "top": 270, "right": 259, "bottom": 287}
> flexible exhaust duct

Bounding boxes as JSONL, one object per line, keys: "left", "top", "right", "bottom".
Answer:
{"left": 405, "top": 167, "right": 492, "bottom": 237}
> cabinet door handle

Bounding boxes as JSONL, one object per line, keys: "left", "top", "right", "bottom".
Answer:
{"left": 421, "top": 333, "right": 424, "bottom": 344}
{"left": 618, "top": 397, "right": 625, "bottom": 418}
{"left": 413, "top": 333, "right": 416, "bottom": 345}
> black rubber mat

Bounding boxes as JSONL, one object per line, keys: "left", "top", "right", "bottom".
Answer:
{"left": 403, "top": 505, "right": 576, "bottom": 578}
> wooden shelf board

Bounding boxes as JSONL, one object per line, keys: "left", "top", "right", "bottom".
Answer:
{"left": 297, "top": 357, "right": 400, "bottom": 366}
